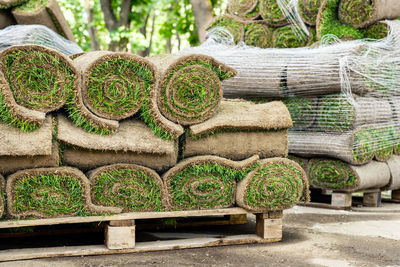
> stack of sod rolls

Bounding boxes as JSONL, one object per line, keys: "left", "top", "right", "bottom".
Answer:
{"left": 207, "top": 0, "right": 400, "bottom": 49}
{"left": 0, "top": 44, "right": 308, "bottom": 219}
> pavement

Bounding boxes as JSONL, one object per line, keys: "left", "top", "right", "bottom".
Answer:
{"left": 1, "top": 204, "right": 400, "bottom": 267}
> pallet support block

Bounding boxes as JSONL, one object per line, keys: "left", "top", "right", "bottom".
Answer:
{"left": 363, "top": 191, "right": 381, "bottom": 207}
{"left": 393, "top": 190, "right": 400, "bottom": 201}
{"left": 256, "top": 211, "right": 283, "bottom": 240}
{"left": 331, "top": 192, "right": 352, "bottom": 208}
{"left": 106, "top": 220, "right": 136, "bottom": 250}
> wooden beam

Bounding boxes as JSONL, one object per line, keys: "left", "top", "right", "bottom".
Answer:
{"left": 331, "top": 192, "right": 352, "bottom": 208}
{"left": 255, "top": 213, "right": 282, "bottom": 240}
{"left": 105, "top": 225, "right": 136, "bottom": 250}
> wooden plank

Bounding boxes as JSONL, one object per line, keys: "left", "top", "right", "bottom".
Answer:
{"left": 0, "top": 235, "right": 281, "bottom": 262}
{"left": 0, "top": 208, "right": 250, "bottom": 229}
{"left": 299, "top": 202, "right": 350, "bottom": 210}
{"left": 331, "top": 192, "right": 352, "bottom": 208}
{"left": 256, "top": 214, "right": 282, "bottom": 239}
{"left": 105, "top": 225, "right": 135, "bottom": 250}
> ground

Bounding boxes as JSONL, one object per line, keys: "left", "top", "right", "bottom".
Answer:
{"left": 1, "top": 204, "right": 399, "bottom": 267}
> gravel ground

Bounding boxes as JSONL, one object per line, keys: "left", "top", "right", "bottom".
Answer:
{"left": 1, "top": 204, "right": 400, "bottom": 267}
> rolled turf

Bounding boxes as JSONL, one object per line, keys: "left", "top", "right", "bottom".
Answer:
{"left": 287, "top": 154, "right": 309, "bottom": 173}
{"left": 272, "top": 25, "right": 314, "bottom": 48}
{"left": 289, "top": 126, "right": 376, "bottom": 165}
{"left": 316, "top": 95, "right": 393, "bottom": 132}
{"left": 88, "top": 163, "right": 167, "bottom": 213}
{"left": 11, "top": 0, "right": 74, "bottom": 41}
{"left": 0, "top": 174, "right": 4, "bottom": 218}
{"left": 236, "top": 157, "right": 309, "bottom": 212}
{"left": 0, "top": 45, "right": 76, "bottom": 121}
{"left": 226, "top": 0, "right": 260, "bottom": 20}
{"left": 57, "top": 115, "right": 178, "bottom": 172}
{"left": 373, "top": 123, "right": 397, "bottom": 162}
{"left": 282, "top": 97, "right": 317, "bottom": 130}
{"left": 338, "top": 0, "right": 400, "bottom": 28}
{"left": 185, "top": 100, "right": 292, "bottom": 160}
{"left": 244, "top": 21, "right": 273, "bottom": 48}
{"left": 148, "top": 54, "right": 236, "bottom": 126}
{"left": 162, "top": 155, "right": 259, "bottom": 210}
{"left": 207, "top": 15, "right": 245, "bottom": 44}
{"left": 298, "top": 0, "right": 323, "bottom": 26}
{"left": 0, "top": 0, "right": 27, "bottom": 9}
{"left": 308, "top": 158, "right": 391, "bottom": 191}
{"left": 6, "top": 166, "right": 108, "bottom": 219}
{"left": 259, "top": 0, "right": 290, "bottom": 27}
{"left": 384, "top": 155, "right": 400, "bottom": 191}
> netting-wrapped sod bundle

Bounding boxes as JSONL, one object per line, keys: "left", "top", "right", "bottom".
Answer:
{"left": 0, "top": 45, "right": 77, "bottom": 131}
{"left": 89, "top": 164, "right": 167, "bottom": 213}
{"left": 308, "top": 158, "right": 391, "bottom": 191}
{"left": 236, "top": 158, "right": 309, "bottom": 212}
{"left": 0, "top": 174, "right": 4, "bottom": 218}
{"left": 338, "top": 0, "right": 400, "bottom": 28}
{"left": 384, "top": 155, "right": 400, "bottom": 190}
{"left": 148, "top": 54, "right": 236, "bottom": 126}
{"left": 0, "top": 116, "right": 59, "bottom": 174}
{"left": 259, "top": 0, "right": 290, "bottom": 27}
{"left": 207, "top": 15, "right": 245, "bottom": 44}
{"left": 162, "top": 155, "right": 259, "bottom": 210}
{"left": 11, "top": 0, "right": 74, "bottom": 41}
{"left": 0, "top": 25, "right": 82, "bottom": 55}
{"left": 184, "top": 100, "right": 292, "bottom": 160}
{"left": 6, "top": 167, "right": 94, "bottom": 219}
{"left": 57, "top": 115, "right": 178, "bottom": 172}
{"left": 226, "top": 0, "right": 260, "bottom": 20}
{"left": 244, "top": 21, "right": 273, "bottom": 48}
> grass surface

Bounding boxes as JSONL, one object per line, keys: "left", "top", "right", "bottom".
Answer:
{"left": 207, "top": 16, "right": 244, "bottom": 44}
{"left": 338, "top": 0, "right": 373, "bottom": 26}
{"left": 298, "top": 0, "right": 322, "bottom": 24}
{"left": 317, "top": 94, "right": 354, "bottom": 131}
{"left": 259, "top": 0, "right": 289, "bottom": 26}
{"left": 244, "top": 23, "right": 272, "bottom": 48}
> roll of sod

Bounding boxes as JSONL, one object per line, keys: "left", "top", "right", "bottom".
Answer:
{"left": 272, "top": 25, "right": 311, "bottom": 48}
{"left": 244, "top": 21, "right": 273, "bottom": 48}
{"left": 69, "top": 52, "right": 85, "bottom": 60}
{"left": 73, "top": 51, "right": 155, "bottom": 121}
{"left": 0, "top": 142, "right": 59, "bottom": 175}
{"left": 373, "top": 124, "right": 397, "bottom": 162}
{"left": 362, "top": 21, "right": 390, "bottom": 39}
{"left": 0, "top": 174, "right": 4, "bottom": 218}
{"left": 236, "top": 158, "right": 309, "bottom": 212}
{"left": 316, "top": 0, "right": 364, "bottom": 40}
{"left": 259, "top": 0, "right": 290, "bottom": 27}
{"left": 0, "top": 9, "right": 16, "bottom": 29}
{"left": 149, "top": 54, "right": 236, "bottom": 126}
{"left": 89, "top": 164, "right": 167, "bottom": 213}
{"left": 308, "top": 158, "right": 390, "bottom": 191}
{"left": 226, "top": 0, "right": 259, "bottom": 20}
{"left": 289, "top": 127, "right": 376, "bottom": 165}
{"left": 0, "top": 115, "right": 52, "bottom": 157}
{"left": 338, "top": 0, "right": 400, "bottom": 28}
{"left": 6, "top": 167, "right": 93, "bottom": 219}
{"left": 185, "top": 100, "right": 292, "bottom": 160}
{"left": 12, "top": 0, "right": 75, "bottom": 41}
{"left": 0, "top": 70, "right": 45, "bottom": 132}
{"left": 0, "top": 0, "right": 26, "bottom": 9}
{"left": 57, "top": 115, "right": 178, "bottom": 172}
{"left": 287, "top": 154, "right": 309, "bottom": 173}
{"left": 207, "top": 15, "right": 245, "bottom": 44}
{"left": 0, "top": 45, "right": 76, "bottom": 113}
{"left": 384, "top": 155, "right": 400, "bottom": 190}
{"left": 282, "top": 97, "right": 317, "bottom": 130}
{"left": 316, "top": 95, "right": 393, "bottom": 132}
{"left": 298, "top": 0, "right": 323, "bottom": 26}
{"left": 163, "top": 155, "right": 259, "bottom": 210}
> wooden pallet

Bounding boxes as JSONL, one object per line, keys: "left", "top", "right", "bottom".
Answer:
{"left": 0, "top": 208, "right": 283, "bottom": 262}
{"left": 382, "top": 189, "right": 400, "bottom": 203}
{"left": 301, "top": 189, "right": 382, "bottom": 210}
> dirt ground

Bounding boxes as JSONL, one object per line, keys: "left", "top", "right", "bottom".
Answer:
{"left": 1, "top": 204, "right": 400, "bottom": 267}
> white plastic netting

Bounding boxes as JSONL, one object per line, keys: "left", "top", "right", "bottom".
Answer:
{"left": 180, "top": 20, "right": 400, "bottom": 166}
{"left": 0, "top": 25, "right": 82, "bottom": 56}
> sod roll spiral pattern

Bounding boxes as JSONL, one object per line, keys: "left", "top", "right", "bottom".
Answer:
{"left": 244, "top": 22, "right": 272, "bottom": 48}
{"left": 89, "top": 164, "right": 166, "bottom": 212}
{"left": 81, "top": 53, "right": 154, "bottom": 121}
{"left": 207, "top": 15, "right": 244, "bottom": 44}
{"left": 0, "top": 45, "right": 75, "bottom": 113}
{"left": 227, "top": 0, "right": 259, "bottom": 19}
{"left": 338, "top": 0, "right": 373, "bottom": 27}
{"left": 272, "top": 26, "right": 309, "bottom": 48}
{"left": 6, "top": 167, "right": 92, "bottom": 219}
{"left": 259, "top": 0, "right": 289, "bottom": 26}
{"left": 163, "top": 155, "right": 259, "bottom": 210}
{"left": 236, "top": 158, "right": 308, "bottom": 211}
{"left": 317, "top": 95, "right": 354, "bottom": 132}
{"left": 298, "top": 0, "right": 322, "bottom": 25}
{"left": 158, "top": 55, "right": 236, "bottom": 126}
{"left": 362, "top": 22, "right": 389, "bottom": 39}
{"left": 308, "top": 158, "right": 358, "bottom": 190}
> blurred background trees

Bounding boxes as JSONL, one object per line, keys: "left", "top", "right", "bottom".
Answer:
{"left": 59, "top": 0, "right": 226, "bottom": 54}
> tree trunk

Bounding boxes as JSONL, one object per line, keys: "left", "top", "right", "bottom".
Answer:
{"left": 189, "top": 0, "right": 213, "bottom": 43}
{"left": 84, "top": 0, "right": 100, "bottom": 51}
